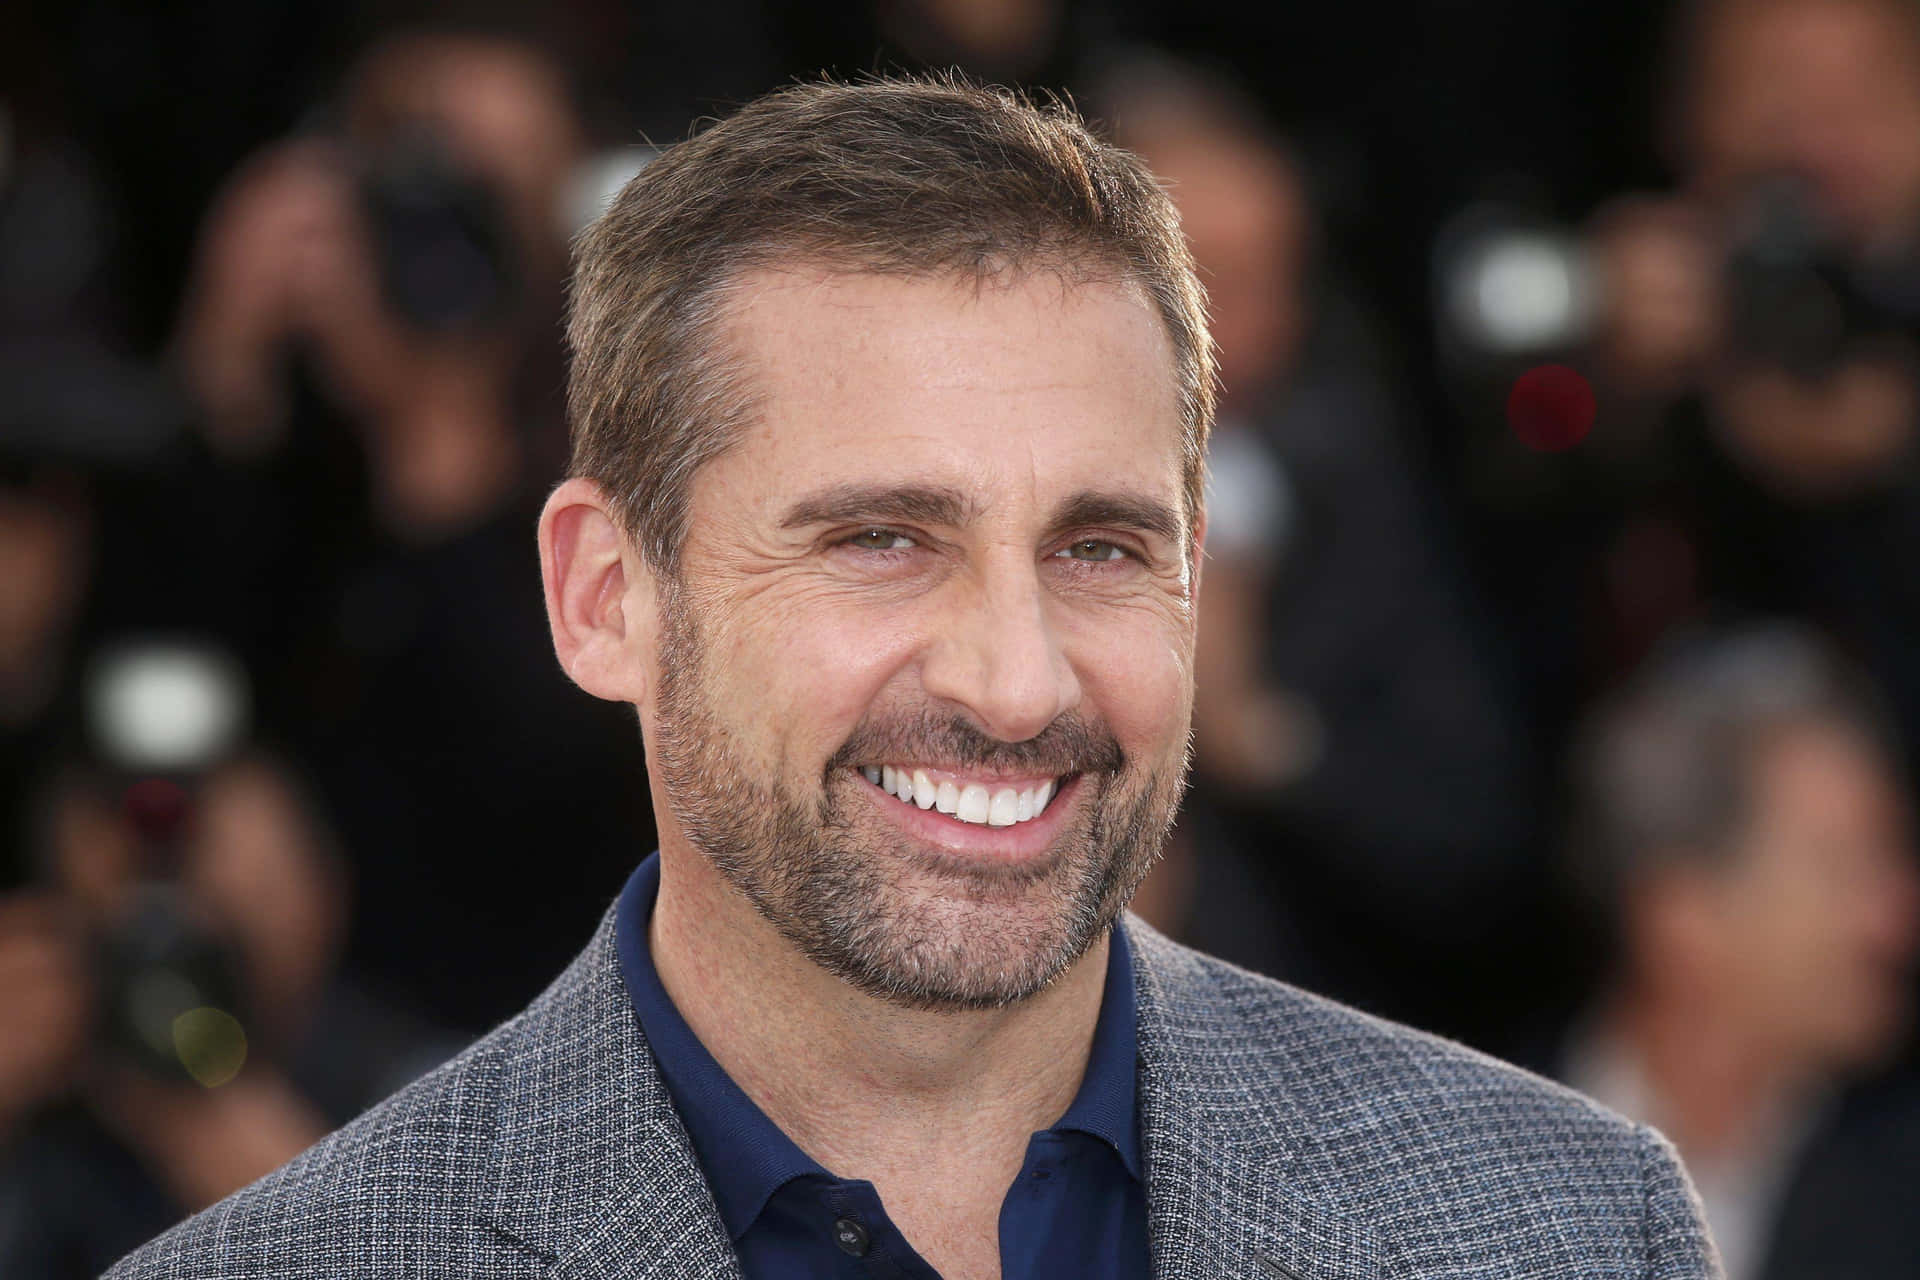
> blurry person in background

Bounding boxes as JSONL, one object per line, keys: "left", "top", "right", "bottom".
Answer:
{"left": 0, "top": 33, "right": 191, "bottom": 880}
{"left": 1598, "top": 0, "right": 1920, "bottom": 490}
{"left": 1095, "top": 56, "right": 1535, "bottom": 1047}
{"left": 153, "top": 27, "right": 654, "bottom": 1031}
{"left": 0, "top": 653, "right": 455, "bottom": 1274}
{"left": 0, "top": 456, "right": 93, "bottom": 879}
{"left": 875, "top": 0, "right": 1070, "bottom": 84}
{"left": 1466, "top": 0, "right": 1920, "bottom": 825}
{"left": 175, "top": 26, "right": 582, "bottom": 516}
{"left": 1593, "top": 0, "right": 1920, "bottom": 750}
{"left": 1565, "top": 626, "right": 1920, "bottom": 1280}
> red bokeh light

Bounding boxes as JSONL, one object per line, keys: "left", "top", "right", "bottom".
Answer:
{"left": 123, "top": 777, "right": 190, "bottom": 841}
{"left": 1506, "top": 364, "right": 1597, "bottom": 452}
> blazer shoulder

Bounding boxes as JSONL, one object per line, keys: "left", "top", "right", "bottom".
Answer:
{"left": 1128, "top": 919, "right": 1698, "bottom": 1200}
{"left": 1129, "top": 922, "right": 1718, "bottom": 1271}
{"left": 1131, "top": 918, "right": 1604, "bottom": 1111}
{"left": 104, "top": 1015, "right": 527, "bottom": 1280}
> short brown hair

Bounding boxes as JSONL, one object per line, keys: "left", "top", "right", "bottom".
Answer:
{"left": 1567, "top": 624, "right": 1897, "bottom": 946}
{"left": 566, "top": 75, "right": 1215, "bottom": 571}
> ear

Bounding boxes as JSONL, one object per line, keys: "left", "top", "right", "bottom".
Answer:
{"left": 538, "top": 478, "right": 656, "bottom": 703}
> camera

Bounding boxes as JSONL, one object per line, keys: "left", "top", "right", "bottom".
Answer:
{"left": 1721, "top": 174, "right": 1920, "bottom": 378}
{"left": 356, "top": 128, "right": 519, "bottom": 337}
{"left": 1438, "top": 176, "right": 1920, "bottom": 378}
{"left": 85, "top": 642, "right": 253, "bottom": 1085}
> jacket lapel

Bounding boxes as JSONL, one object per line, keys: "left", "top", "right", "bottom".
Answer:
{"left": 476, "top": 910, "right": 743, "bottom": 1280}
{"left": 472, "top": 904, "right": 1380, "bottom": 1280}
{"left": 1127, "top": 916, "right": 1383, "bottom": 1280}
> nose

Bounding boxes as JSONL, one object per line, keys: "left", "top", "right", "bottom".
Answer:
{"left": 919, "top": 556, "right": 1080, "bottom": 743}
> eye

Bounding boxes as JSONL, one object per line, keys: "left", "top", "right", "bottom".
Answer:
{"left": 1055, "top": 538, "right": 1129, "bottom": 563}
{"left": 843, "top": 528, "right": 917, "bottom": 552}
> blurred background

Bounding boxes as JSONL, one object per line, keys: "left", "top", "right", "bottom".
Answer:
{"left": 3, "top": 0, "right": 1919, "bottom": 1275}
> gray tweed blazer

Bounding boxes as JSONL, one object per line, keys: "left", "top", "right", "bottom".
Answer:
{"left": 107, "top": 910, "right": 1719, "bottom": 1278}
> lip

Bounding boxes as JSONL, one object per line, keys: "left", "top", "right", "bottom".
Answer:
{"left": 854, "top": 768, "right": 1082, "bottom": 863}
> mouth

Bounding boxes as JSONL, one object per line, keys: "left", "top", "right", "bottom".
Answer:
{"left": 856, "top": 763, "right": 1068, "bottom": 828}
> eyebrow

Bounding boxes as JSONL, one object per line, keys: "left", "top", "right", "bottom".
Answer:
{"left": 778, "top": 481, "right": 1185, "bottom": 544}
{"left": 780, "top": 483, "right": 976, "bottom": 530}
{"left": 1048, "top": 490, "right": 1185, "bottom": 544}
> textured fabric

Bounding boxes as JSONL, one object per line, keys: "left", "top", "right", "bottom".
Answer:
{"left": 106, "top": 908, "right": 1722, "bottom": 1279}
{"left": 611, "top": 852, "right": 1148, "bottom": 1279}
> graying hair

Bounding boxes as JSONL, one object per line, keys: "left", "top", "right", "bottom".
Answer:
{"left": 1569, "top": 623, "right": 1890, "bottom": 913}
{"left": 565, "top": 74, "right": 1215, "bottom": 573}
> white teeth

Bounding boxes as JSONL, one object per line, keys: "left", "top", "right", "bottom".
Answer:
{"left": 867, "top": 766, "right": 1065, "bottom": 827}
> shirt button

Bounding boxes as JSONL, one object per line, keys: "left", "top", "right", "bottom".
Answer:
{"left": 833, "top": 1217, "right": 871, "bottom": 1257}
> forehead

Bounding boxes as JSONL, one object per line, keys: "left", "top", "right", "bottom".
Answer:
{"left": 698, "top": 267, "right": 1187, "bottom": 528}
{"left": 1700, "top": 0, "right": 1916, "bottom": 96}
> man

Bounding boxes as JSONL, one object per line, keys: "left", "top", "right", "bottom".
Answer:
{"left": 109, "top": 77, "right": 1717, "bottom": 1279}
{"left": 1564, "top": 626, "right": 1920, "bottom": 1280}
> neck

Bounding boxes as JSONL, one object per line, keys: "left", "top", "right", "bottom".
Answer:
{"left": 1600, "top": 983, "right": 1815, "bottom": 1165}
{"left": 648, "top": 842, "right": 1110, "bottom": 1189}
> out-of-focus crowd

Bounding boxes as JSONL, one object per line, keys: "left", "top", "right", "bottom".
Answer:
{"left": 2, "top": 1, "right": 1918, "bottom": 1275}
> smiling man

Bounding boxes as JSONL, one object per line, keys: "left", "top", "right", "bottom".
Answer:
{"left": 109, "top": 78, "right": 1719, "bottom": 1279}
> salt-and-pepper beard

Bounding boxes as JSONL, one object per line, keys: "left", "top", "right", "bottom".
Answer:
{"left": 648, "top": 581, "right": 1189, "bottom": 1011}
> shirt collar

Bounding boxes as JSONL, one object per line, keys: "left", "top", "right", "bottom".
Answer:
{"left": 614, "top": 851, "right": 1142, "bottom": 1239}
{"left": 1057, "top": 910, "right": 1142, "bottom": 1179}
{"left": 615, "top": 852, "right": 825, "bottom": 1240}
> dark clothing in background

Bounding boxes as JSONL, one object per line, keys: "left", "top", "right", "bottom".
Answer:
{"left": 0, "top": 1104, "right": 177, "bottom": 1280}
{"left": 85, "top": 371, "right": 654, "bottom": 1033}
{"left": 1178, "top": 301, "right": 1540, "bottom": 1052}
{"left": 1757, "top": 1073, "right": 1920, "bottom": 1279}
{"left": 289, "top": 496, "right": 652, "bottom": 1031}
{"left": 0, "top": 979, "right": 456, "bottom": 1279}
{"left": 1680, "top": 420, "right": 1920, "bottom": 799}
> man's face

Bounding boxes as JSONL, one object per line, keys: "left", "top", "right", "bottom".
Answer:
{"left": 1714, "top": 722, "right": 1920, "bottom": 1070}
{"left": 1692, "top": 0, "right": 1920, "bottom": 245}
{"left": 644, "top": 268, "right": 1197, "bottom": 1010}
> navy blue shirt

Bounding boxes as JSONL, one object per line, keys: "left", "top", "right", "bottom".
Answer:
{"left": 614, "top": 853, "right": 1150, "bottom": 1279}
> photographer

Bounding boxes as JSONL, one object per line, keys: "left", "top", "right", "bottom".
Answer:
{"left": 1599, "top": 0, "right": 1920, "bottom": 492}
{"left": 0, "top": 658, "right": 456, "bottom": 1275}
{"left": 1562, "top": 626, "right": 1920, "bottom": 1279}
{"left": 1462, "top": 0, "right": 1920, "bottom": 796}
{"left": 163, "top": 29, "right": 654, "bottom": 1030}
{"left": 1094, "top": 56, "right": 1534, "bottom": 1044}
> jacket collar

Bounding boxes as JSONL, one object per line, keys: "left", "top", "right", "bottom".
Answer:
{"left": 477, "top": 908, "right": 742, "bottom": 1279}
{"left": 476, "top": 906, "right": 1377, "bottom": 1280}
{"left": 1128, "top": 917, "right": 1383, "bottom": 1280}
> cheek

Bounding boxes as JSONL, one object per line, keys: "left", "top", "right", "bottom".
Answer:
{"left": 1068, "top": 612, "right": 1195, "bottom": 752}
{"left": 706, "top": 593, "right": 927, "bottom": 771}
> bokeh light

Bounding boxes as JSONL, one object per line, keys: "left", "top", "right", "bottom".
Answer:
{"left": 1506, "top": 363, "right": 1597, "bottom": 452}
{"left": 171, "top": 1006, "right": 248, "bottom": 1088}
